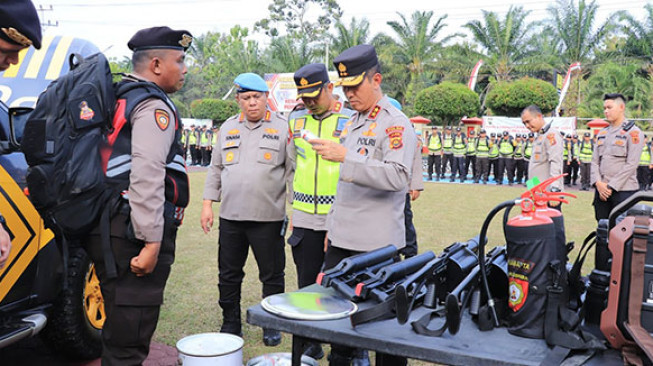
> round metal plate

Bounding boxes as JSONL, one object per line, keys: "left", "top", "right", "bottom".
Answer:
{"left": 261, "top": 292, "right": 357, "bottom": 320}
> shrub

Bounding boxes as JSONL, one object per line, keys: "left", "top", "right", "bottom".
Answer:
{"left": 190, "top": 99, "right": 239, "bottom": 123}
{"left": 414, "top": 82, "right": 480, "bottom": 125}
{"left": 486, "top": 77, "right": 558, "bottom": 116}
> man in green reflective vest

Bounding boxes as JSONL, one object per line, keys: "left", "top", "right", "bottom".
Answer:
{"left": 569, "top": 134, "right": 580, "bottom": 185}
{"left": 523, "top": 132, "right": 534, "bottom": 182}
{"left": 442, "top": 126, "right": 454, "bottom": 180}
{"left": 475, "top": 129, "right": 491, "bottom": 184}
{"left": 513, "top": 133, "right": 526, "bottom": 184}
{"left": 451, "top": 127, "right": 467, "bottom": 182}
{"left": 426, "top": 126, "right": 443, "bottom": 181}
{"left": 188, "top": 124, "right": 198, "bottom": 165}
{"left": 287, "top": 63, "right": 354, "bottom": 360}
{"left": 497, "top": 131, "right": 515, "bottom": 185}
{"left": 578, "top": 132, "right": 594, "bottom": 191}
{"left": 489, "top": 132, "right": 499, "bottom": 182}
{"left": 637, "top": 134, "right": 651, "bottom": 191}
{"left": 563, "top": 133, "right": 572, "bottom": 185}
{"left": 465, "top": 129, "right": 477, "bottom": 183}
{"left": 181, "top": 126, "right": 189, "bottom": 161}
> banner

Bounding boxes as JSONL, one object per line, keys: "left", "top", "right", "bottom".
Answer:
{"left": 483, "top": 116, "right": 577, "bottom": 137}
{"left": 264, "top": 72, "right": 346, "bottom": 112}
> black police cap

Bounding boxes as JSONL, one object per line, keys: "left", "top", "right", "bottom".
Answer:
{"left": 333, "top": 44, "right": 379, "bottom": 87}
{"left": 469, "top": 130, "right": 475, "bottom": 135}
{"left": 480, "top": 129, "right": 486, "bottom": 134}
{"left": 0, "top": 0, "right": 42, "bottom": 49}
{"left": 294, "top": 63, "right": 329, "bottom": 99}
{"left": 584, "top": 132, "right": 590, "bottom": 137}
{"left": 490, "top": 132, "right": 496, "bottom": 137}
{"left": 502, "top": 131, "right": 509, "bottom": 136}
{"left": 528, "top": 132, "right": 534, "bottom": 138}
{"left": 128, "top": 26, "right": 193, "bottom": 52}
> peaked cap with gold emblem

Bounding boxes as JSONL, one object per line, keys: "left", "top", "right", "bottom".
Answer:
{"left": 332, "top": 44, "right": 378, "bottom": 87}
{"left": 0, "top": 0, "right": 42, "bottom": 49}
{"left": 293, "top": 63, "right": 329, "bottom": 99}
{"left": 128, "top": 26, "right": 193, "bottom": 52}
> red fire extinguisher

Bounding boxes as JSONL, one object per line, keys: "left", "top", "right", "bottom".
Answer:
{"left": 505, "top": 174, "right": 573, "bottom": 339}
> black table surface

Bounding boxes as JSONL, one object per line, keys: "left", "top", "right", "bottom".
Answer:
{"left": 246, "top": 285, "right": 622, "bottom": 366}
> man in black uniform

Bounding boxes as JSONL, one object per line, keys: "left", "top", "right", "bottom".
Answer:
{"left": 85, "top": 27, "right": 191, "bottom": 365}
{"left": 0, "top": 0, "right": 43, "bottom": 268}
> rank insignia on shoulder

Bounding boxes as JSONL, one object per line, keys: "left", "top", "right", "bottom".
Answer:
{"left": 155, "top": 109, "right": 170, "bottom": 130}
{"left": 333, "top": 101, "right": 342, "bottom": 113}
{"left": 367, "top": 105, "right": 381, "bottom": 120}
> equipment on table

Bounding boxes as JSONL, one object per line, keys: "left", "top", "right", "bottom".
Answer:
{"left": 260, "top": 292, "right": 357, "bottom": 321}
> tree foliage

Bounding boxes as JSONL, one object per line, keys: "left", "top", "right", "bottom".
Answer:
{"left": 486, "top": 77, "right": 558, "bottom": 116}
{"left": 190, "top": 99, "right": 240, "bottom": 123}
{"left": 414, "top": 82, "right": 480, "bottom": 125}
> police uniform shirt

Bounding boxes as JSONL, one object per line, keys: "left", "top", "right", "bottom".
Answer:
{"left": 529, "top": 123, "right": 564, "bottom": 191}
{"left": 326, "top": 96, "right": 416, "bottom": 251}
{"left": 203, "top": 111, "right": 292, "bottom": 221}
{"left": 590, "top": 123, "right": 644, "bottom": 191}
{"left": 288, "top": 106, "right": 354, "bottom": 231}
{"left": 410, "top": 136, "right": 425, "bottom": 191}
{"left": 123, "top": 74, "right": 177, "bottom": 242}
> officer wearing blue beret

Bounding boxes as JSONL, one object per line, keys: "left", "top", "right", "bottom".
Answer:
{"left": 0, "top": 0, "right": 42, "bottom": 71}
{"left": 310, "top": 44, "right": 414, "bottom": 366}
{"left": 202, "top": 72, "right": 291, "bottom": 347}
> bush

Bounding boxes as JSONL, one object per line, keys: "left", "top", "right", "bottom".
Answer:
{"left": 414, "top": 82, "right": 480, "bottom": 125}
{"left": 190, "top": 99, "right": 239, "bottom": 122}
{"left": 486, "top": 77, "right": 558, "bottom": 117}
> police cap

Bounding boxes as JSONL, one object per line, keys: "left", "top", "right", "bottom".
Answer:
{"left": 234, "top": 73, "right": 269, "bottom": 93}
{"left": 528, "top": 132, "right": 534, "bottom": 138}
{"left": 128, "top": 26, "right": 193, "bottom": 52}
{"left": 480, "top": 129, "right": 486, "bottom": 134}
{"left": 0, "top": 0, "right": 42, "bottom": 49}
{"left": 388, "top": 97, "right": 402, "bottom": 111}
{"left": 294, "top": 63, "right": 329, "bottom": 99}
{"left": 456, "top": 127, "right": 461, "bottom": 132}
{"left": 469, "top": 130, "right": 475, "bottom": 135}
{"left": 445, "top": 126, "right": 452, "bottom": 130}
{"left": 491, "top": 132, "right": 496, "bottom": 137}
{"left": 573, "top": 134, "right": 578, "bottom": 138}
{"left": 584, "top": 132, "right": 590, "bottom": 137}
{"left": 333, "top": 44, "right": 379, "bottom": 87}
{"left": 502, "top": 131, "right": 509, "bottom": 136}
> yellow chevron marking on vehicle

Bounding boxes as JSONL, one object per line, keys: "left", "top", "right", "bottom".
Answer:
{"left": 46, "top": 36, "right": 73, "bottom": 80}
{"left": 0, "top": 166, "right": 54, "bottom": 303}
{"left": 24, "top": 35, "right": 55, "bottom": 79}
{"left": 2, "top": 47, "right": 29, "bottom": 78}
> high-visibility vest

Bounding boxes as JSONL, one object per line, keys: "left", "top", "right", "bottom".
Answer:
{"left": 181, "top": 131, "right": 187, "bottom": 144}
{"left": 289, "top": 110, "right": 350, "bottom": 215}
{"left": 524, "top": 140, "right": 533, "bottom": 159}
{"left": 188, "top": 130, "right": 197, "bottom": 145}
{"left": 579, "top": 140, "right": 593, "bottom": 163}
{"left": 443, "top": 134, "right": 453, "bottom": 153}
{"left": 476, "top": 137, "right": 490, "bottom": 157}
{"left": 640, "top": 142, "right": 651, "bottom": 166}
{"left": 489, "top": 140, "right": 499, "bottom": 158}
{"left": 428, "top": 133, "right": 442, "bottom": 152}
{"left": 513, "top": 140, "right": 524, "bottom": 158}
{"left": 499, "top": 138, "right": 514, "bottom": 157}
{"left": 200, "top": 131, "right": 209, "bottom": 145}
{"left": 563, "top": 141, "right": 569, "bottom": 159}
{"left": 452, "top": 135, "right": 466, "bottom": 156}
{"left": 466, "top": 137, "right": 477, "bottom": 155}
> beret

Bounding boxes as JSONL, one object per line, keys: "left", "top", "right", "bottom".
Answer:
{"left": 128, "top": 26, "right": 193, "bottom": 52}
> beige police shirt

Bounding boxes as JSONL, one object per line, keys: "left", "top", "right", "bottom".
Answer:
{"left": 203, "top": 111, "right": 292, "bottom": 221}
{"left": 590, "top": 122, "right": 644, "bottom": 191}
{"left": 128, "top": 90, "right": 176, "bottom": 243}
{"left": 528, "top": 123, "right": 564, "bottom": 191}
{"left": 411, "top": 137, "right": 425, "bottom": 191}
{"left": 326, "top": 96, "right": 416, "bottom": 251}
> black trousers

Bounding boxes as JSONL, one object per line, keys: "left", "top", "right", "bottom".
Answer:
{"left": 497, "top": 157, "right": 515, "bottom": 183}
{"left": 288, "top": 227, "right": 326, "bottom": 289}
{"left": 524, "top": 161, "right": 529, "bottom": 181}
{"left": 402, "top": 194, "right": 417, "bottom": 257}
{"left": 201, "top": 147, "right": 212, "bottom": 166}
{"left": 442, "top": 153, "right": 454, "bottom": 178}
{"left": 427, "top": 154, "right": 441, "bottom": 179}
{"left": 563, "top": 159, "right": 570, "bottom": 184}
{"left": 593, "top": 189, "right": 637, "bottom": 221}
{"left": 189, "top": 145, "right": 199, "bottom": 165}
{"left": 489, "top": 158, "right": 498, "bottom": 181}
{"left": 514, "top": 159, "right": 525, "bottom": 183}
{"left": 580, "top": 162, "right": 591, "bottom": 187}
{"left": 464, "top": 155, "right": 476, "bottom": 180}
{"left": 218, "top": 218, "right": 285, "bottom": 304}
{"left": 85, "top": 211, "right": 177, "bottom": 366}
{"left": 637, "top": 166, "right": 650, "bottom": 190}
{"left": 323, "top": 244, "right": 407, "bottom": 366}
{"left": 477, "top": 157, "right": 489, "bottom": 182}
{"left": 569, "top": 160, "right": 579, "bottom": 184}
{"left": 452, "top": 156, "right": 466, "bottom": 180}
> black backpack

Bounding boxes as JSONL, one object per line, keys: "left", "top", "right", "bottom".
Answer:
{"left": 22, "top": 52, "right": 118, "bottom": 237}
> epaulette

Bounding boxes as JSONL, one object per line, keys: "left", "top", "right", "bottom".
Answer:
{"left": 622, "top": 120, "right": 636, "bottom": 131}
{"left": 367, "top": 105, "right": 382, "bottom": 120}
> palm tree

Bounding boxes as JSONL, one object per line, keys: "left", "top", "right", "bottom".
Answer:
{"left": 618, "top": 4, "right": 653, "bottom": 59}
{"left": 266, "top": 36, "right": 314, "bottom": 73}
{"left": 464, "top": 6, "right": 532, "bottom": 81}
{"left": 330, "top": 17, "right": 371, "bottom": 56}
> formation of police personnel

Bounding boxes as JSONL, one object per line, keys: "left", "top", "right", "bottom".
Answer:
{"left": 182, "top": 124, "right": 215, "bottom": 166}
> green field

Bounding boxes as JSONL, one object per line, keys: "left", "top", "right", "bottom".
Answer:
{"left": 155, "top": 171, "right": 599, "bottom": 365}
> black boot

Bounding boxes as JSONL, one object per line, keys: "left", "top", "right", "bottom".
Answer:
{"left": 219, "top": 301, "right": 242, "bottom": 336}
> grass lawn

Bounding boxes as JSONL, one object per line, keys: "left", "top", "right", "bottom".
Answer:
{"left": 155, "top": 171, "right": 599, "bottom": 365}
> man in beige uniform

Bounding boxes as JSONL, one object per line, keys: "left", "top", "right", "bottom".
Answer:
{"left": 590, "top": 93, "right": 644, "bottom": 221}
{"left": 521, "top": 105, "right": 564, "bottom": 202}
{"left": 201, "top": 72, "right": 292, "bottom": 346}
{"left": 311, "top": 44, "right": 415, "bottom": 366}
{"left": 85, "top": 26, "right": 191, "bottom": 365}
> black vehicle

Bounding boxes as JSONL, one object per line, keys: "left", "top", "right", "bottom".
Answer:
{"left": 0, "top": 102, "right": 103, "bottom": 359}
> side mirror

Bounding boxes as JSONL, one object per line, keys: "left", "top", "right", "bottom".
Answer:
{"left": 8, "top": 107, "right": 32, "bottom": 149}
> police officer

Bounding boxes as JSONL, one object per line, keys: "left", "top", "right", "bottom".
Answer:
{"left": 513, "top": 133, "right": 526, "bottom": 184}
{"left": 563, "top": 133, "right": 572, "bottom": 185}
{"left": 569, "top": 134, "right": 580, "bottom": 185}
{"left": 201, "top": 73, "right": 291, "bottom": 346}
{"left": 84, "top": 26, "right": 191, "bottom": 365}
{"left": 497, "top": 131, "right": 515, "bottom": 185}
{"left": 488, "top": 132, "right": 500, "bottom": 182}
{"left": 188, "top": 125, "right": 198, "bottom": 165}
{"left": 0, "top": 0, "right": 43, "bottom": 268}
{"left": 203, "top": 126, "right": 214, "bottom": 166}
{"left": 441, "top": 126, "right": 454, "bottom": 180}
{"left": 451, "top": 127, "right": 467, "bottom": 182}
{"left": 591, "top": 93, "right": 644, "bottom": 221}
{"left": 475, "top": 129, "right": 491, "bottom": 184}
{"left": 521, "top": 105, "right": 564, "bottom": 204}
{"left": 637, "top": 134, "right": 651, "bottom": 191}
{"left": 465, "top": 129, "right": 477, "bottom": 182}
{"left": 578, "top": 132, "right": 594, "bottom": 191}
{"left": 426, "top": 126, "right": 443, "bottom": 181}
{"left": 287, "top": 63, "right": 353, "bottom": 359}
{"left": 310, "top": 44, "right": 414, "bottom": 366}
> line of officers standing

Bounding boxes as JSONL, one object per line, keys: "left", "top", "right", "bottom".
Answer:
{"left": 180, "top": 124, "right": 216, "bottom": 166}
{"left": 423, "top": 126, "right": 604, "bottom": 190}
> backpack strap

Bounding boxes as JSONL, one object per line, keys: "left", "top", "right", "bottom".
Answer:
{"left": 623, "top": 215, "right": 653, "bottom": 362}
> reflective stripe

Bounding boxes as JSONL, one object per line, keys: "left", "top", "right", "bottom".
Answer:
{"left": 293, "top": 192, "right": 336, "bottom": 205}
{"left": 107, "top": 162, "right": 132, "bottom": 177}
{"left": 107, "top": 154, "right": 131, "bottom": 170}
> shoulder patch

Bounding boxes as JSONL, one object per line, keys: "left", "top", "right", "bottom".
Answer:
{"left": 547, "top": 133, "right": 556, "bottom": 145}
{"left": 386, "top": 126, "right": 405, "bottom": 150}
{"left": 630, "top": 130, "right": 640, "bottom": 144}
{"left": 155, "top": 109, "right": 170, "bottom": 130}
